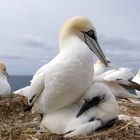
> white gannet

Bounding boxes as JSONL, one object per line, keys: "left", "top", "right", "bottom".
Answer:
{"left": 93, "top": 60, "right": 140, "bottom": 99}
{"left": 102, "top": 79, "right": 140, "bottom": 99}
{"left": 94, "top": 59, "right": 134, "bottom": 80}
{"left": 13, "top": 86, "right": 30, "bottom": 97}
{"left": 94, "top": 59, "right": 110, "bottom": 76}
{"left": 29, "top": 16, "right": 108, "bottom": 114}
{"left": 132, "top": 69, "right": 140, "bottom": 85}
{"left": 0, "top": 63, "right": 11, "bottom": 96}
{"left": 103, "top": 68, "right": 134, "bottom": 81}
{"left": 132, "top": 70, "right": 140, "bottom": 96}
{"left": 40, "top": 82, "right": 118, "bottom": 137}
{"left": 13, "top": 72, "right": 44, "bottom": 100}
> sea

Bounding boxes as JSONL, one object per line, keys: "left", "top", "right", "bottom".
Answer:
{"left": 8, "top": 75, "right": 33, "bottom": 92}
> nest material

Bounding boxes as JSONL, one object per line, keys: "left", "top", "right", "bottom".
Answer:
{"left": 0, "top": 94, "right": 140, "bottom": 140}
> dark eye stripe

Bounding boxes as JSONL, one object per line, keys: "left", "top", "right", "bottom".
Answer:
{"left": 87, "top": 30, "right": 94, "bottom": 36}
{"left": 86, "top": 30, "right": 97, "bottom": 40}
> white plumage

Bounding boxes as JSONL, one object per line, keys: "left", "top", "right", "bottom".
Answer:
{"left": 94, "top": 59, "right": 134, "bottom": 80}
{"left": 94, "top": 60, "right": 140, "bottom": 99}
{"left": 0, "top": 63, "right": 11, "bottom": 96}
{"left": 13, "top": 86, "right": 30, "bottom": 97}
{"left": 13, "top": 68, "right": 45, "bottom": 100}
{"left": 31, "top": 39, "right": 93, "bottom": 113}
{"left": 132, "top": 69, "right": 140, "bottom": 84}
{"left": 40, "top": 82, "right": 118, "bottom": 137}
{"left": 94, "top": 59, "right": 107, "bottom": 76}
{"left": 132, "top": 69, "right": 140, "bottom": 95}
{"left": 29, "top": 16, "right": 108, "bottom": 114}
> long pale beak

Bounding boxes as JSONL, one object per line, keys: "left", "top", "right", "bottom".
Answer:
{"left": 3, "top": 70, "right": 10, "bottom": 78}
{"left": 84, "top": 34, "right": 108, "bottom": 67}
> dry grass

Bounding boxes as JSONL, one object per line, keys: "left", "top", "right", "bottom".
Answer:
{"left": 0, "top": 94, "right": 140, "bottom": 140}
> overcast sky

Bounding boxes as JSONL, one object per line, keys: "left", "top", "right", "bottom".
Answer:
{"left": 0, "top": 0, "right": 140, "bottom": 75}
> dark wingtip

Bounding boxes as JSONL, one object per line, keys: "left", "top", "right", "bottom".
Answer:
{"left": 129, "top": 80, "right": 140, "bottom": 91}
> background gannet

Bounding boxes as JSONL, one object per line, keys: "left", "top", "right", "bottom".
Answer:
{"left": 94, "top": 59, "right": 110, "bottom": 76}
{"left": 13, "top": 86, "right": 30, "bottom": 97}
{"left": 93, "top": 60, "right": 140, "bottom": 99}
{"left": 0, "top": 63, "right": 11, "bottom": 96}
{"left": 132, "top": 69, "right": 140, "bottom": 84}
{"left": 132, "top": 69, "right": 140, "bottom": 96}
{"left": 94, "top": 59, "right": 134, "bottom": 80}
{"left": 40, "top": 82, "right": 118, "bottom": 137}
{"left": 103, "top": 79, "right": 140, "bottom": 99}
{"left": 13, "top": 72, "right": 44, "bottom": 102}
{"left": 30, "top": 16, "right": 108, "bottom": 114}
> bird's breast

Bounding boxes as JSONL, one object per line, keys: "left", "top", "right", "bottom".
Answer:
{"left": 34, "top": 38, "right": 94, "bottom": 113}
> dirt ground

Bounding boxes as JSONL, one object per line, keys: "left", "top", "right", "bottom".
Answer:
{"left": 0, "top": 94, "right": 140, "bottom": 140}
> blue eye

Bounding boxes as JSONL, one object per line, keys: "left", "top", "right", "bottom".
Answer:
{"left": 87, "top": 30, "right": 94, "bottom": 36}
{"left": 86, "top": 30, "right": 97, "bottom": 41}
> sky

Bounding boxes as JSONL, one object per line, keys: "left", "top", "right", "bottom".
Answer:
{"left": 0, "top": 0, "right": 140, "bottom": 75}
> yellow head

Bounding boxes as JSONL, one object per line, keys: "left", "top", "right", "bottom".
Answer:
{"left": 59, "top": 16, "right": 108, "bottom": 66}
{"left": 59, "top": 16, "right": 97, "bottom": 42}
{"left": 0, "top": 63, "right": 8, "bottom": 76}
{"left": 96, "top": 59, "right": 105, "bottom": 66}
{"left": 95, "top": 59, "right": 111, "bottom": 66}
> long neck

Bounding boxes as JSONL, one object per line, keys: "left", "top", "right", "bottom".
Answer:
{"left": 59, "top": 36, "right": 93, "bottom": 77}
{"left": 59, "top": 28, "right": 82, "bottom": 51}
{"left": 60, "top": 35, "right": 92, "bottom": 58}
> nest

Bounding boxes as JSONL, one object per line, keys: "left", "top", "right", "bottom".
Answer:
{"left": 0, "top": 94, "right": 140, "bottom": 140}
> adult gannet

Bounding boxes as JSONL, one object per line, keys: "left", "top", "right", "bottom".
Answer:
{"left": 0, "top": 63, "right": 11, "bottom": 96}
{"left": 94, "top": 59, "right": 110, "bottom": 76}
{"left": 13, "top": 86, "right": 30, "bottom": 97}
{"left": 93, "top": 60, "right": 140, "bottom": 99}
{"left": 94, "top": 59, "right": 134, "bottom": 80}
{"left": 40, "top": 82, "right": 118, "bottom": 137}
{"left": 102, "top": 79, "right": 140, "bottom": 99}
{"left": 132, "top": 69, "right": 140, "bottom": 95}
{"left": 29, "top": 16, "right": 108, "bottom": 114}
{"left": 132, "top": 69, "right": 140, "bottom": 84}
{"left": 13, "top": 71, "right": 44, "bottom": 99}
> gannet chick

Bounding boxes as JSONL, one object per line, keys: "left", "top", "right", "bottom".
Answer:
{"left": 64, "top": 82, "right": 118, "bottom": 137}
{"left": 40, "top": 82, "right": 118, "bottom": 137}
{"left": 0, "top": 63, "right": 11, "bottom": 96}
{"left": 30, "top": 16, "right": 108, "bottom": 114}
